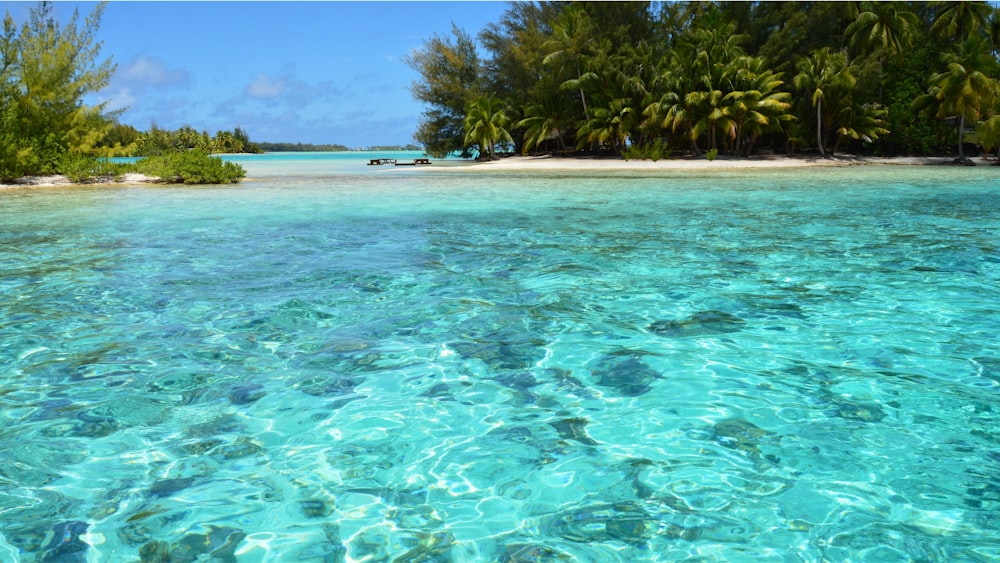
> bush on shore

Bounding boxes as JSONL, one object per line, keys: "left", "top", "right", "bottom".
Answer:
{"left": 132, "top": 151, "right": 245, "bottom": 184}
{"left": 55, "top": 151, "right": 246, "bottom": 185}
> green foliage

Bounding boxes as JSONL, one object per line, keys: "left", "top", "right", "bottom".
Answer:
{"left": 845, "top": 2, "right": 920, "bottom": 59}
{"left": 405, "top": 24, "right": 483, "bottom": 158}
{"left": 255, "top": 141, "right": 350, "bottom": 152}
{"left": 57, "top": 152, "right": 130, "bottom": 183}
{"left": 132, "top": 124, "right": 260, "bottom": 157}
{"left": 706, "top": 147, "right": 719, "bottom": 161}
{"left": 133, "top": 150, "right": 245, "bottom": 184}
{"left": 623, "top": 139, "right": 670, "bottom": 161}
{"left": 794, "top": 47, "right": 857, "bottom": 156}
{"left": 976, "top": 115, "right": 1000, "bottom": 155}
{"left": 408, "top": 0, "right": 1000, "bottom": 160}
{"left": 914, "top": 35, "right": 1000, "bottom": 157}
{"left": 463, "top": 95, "right": 513, "bottom": 160}
{"left": 0, "top": 2, "right": 116, "bottom": 179}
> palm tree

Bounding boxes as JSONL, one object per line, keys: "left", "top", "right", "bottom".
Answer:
{"left": 463, "top": 95, "right": 514, "bottom": 160}
{"left": 914, "top": 36, "right": 1000, "bottom": 159}
{"left": 685, "top": 88, "right": 731, "bottom": 153}
{"left": 517, "top": 97, "right": 571, "bottom": 154}
{"left": 793, "top": 48, "right": 856, "bottom": 157}
{"left": 569, "top": 47, "right": 654, "bottom": 154}
{"left": 577, "top": 99, "right": 633, "bottom": 154}
{"left": 990, "top": 5, "right": 1000, "bottom": 55}
{"left": 930, "top": 0, "right": 992, "bottom": 46}
{"left": 542, "top": 5, "right": 595, "bottom": 120}
{"left": 722, "top": 56, "right": 794, "bottom": 156}
{"left": 975, "top": 114, "right": 1000, "bottom": 159}
{"left": 845, "top": 2, "right": 920, "bottom": 105}
{"left": 643, "top": 71, "right": 691, "bottom": 150}
{"left": 659, "top": 21, "right": 748, "bottom": 154}
{"left": 834, "top": 102, "right": 890, "bottom": 153}
{"left": 846, "top": 2, "right": 920, "bottom": 58}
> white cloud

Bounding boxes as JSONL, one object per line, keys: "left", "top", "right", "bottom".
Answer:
{"left": 100, "top": 87, "right": 137, "bottom": 112}
{"left": 117, "top": 56, "right": 190, "bottom": 88}
{"left": 245, "top": 74, "right": 288, "bottom": 99}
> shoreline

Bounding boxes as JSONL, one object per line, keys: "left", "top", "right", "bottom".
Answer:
{"left": 428, "top": 154, "right": 988, "bottom": 172}
{"left": 0, "top": 173, "right": 160, "bottom": 189}
{"left": 2, "top": 155, "right": 994, "bottom": 188}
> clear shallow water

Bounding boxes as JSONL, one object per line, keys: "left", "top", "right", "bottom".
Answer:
{"left": 1, "top": 155, "right": 999, "bottom": 562}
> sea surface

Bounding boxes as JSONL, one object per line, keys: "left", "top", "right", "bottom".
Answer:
{"left": 1, "top": 152, "right": 999, "bottom": 562}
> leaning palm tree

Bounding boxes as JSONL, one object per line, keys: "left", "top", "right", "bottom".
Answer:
{"left": 793, "top": 48, "right": 856, "bottom": 158}
{"left": 913, "top": 36, "right": 1000, "bottom": 159}
{"left": 463, "top": 95, "right": 514, "bottom": 161}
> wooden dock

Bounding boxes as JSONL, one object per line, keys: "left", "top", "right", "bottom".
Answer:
{"left": 367, "top": 158, "right": 432, "bottom": 166}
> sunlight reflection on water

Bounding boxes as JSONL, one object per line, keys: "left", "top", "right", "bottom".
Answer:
{"left": 1, "top": 157, "right": 998, "bottom": 561}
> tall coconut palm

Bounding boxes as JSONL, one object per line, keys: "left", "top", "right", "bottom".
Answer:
{"left": 930, "top": 0, "right": 992, "bottom": 46}
{"left": 793, "top": 48, "right": 856, "bottom": 157}
{"left": 463, "top": 95, "right": 514, "bottom": 160}
{"left": 914, "top": 36, "right": 999, "bottom": 159}
{"left": 845, "top": 2, "right": 920, "bottom": 105}
{"left": 542, "top": 5, "right": 595, "bottom": 120}
{"left": 846, "top": 1, "right": 920, "bottom": 58}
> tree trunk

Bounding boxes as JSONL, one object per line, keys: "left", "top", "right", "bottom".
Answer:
{"left": 817, "top": 97, "right": 826, "bottom": 158}
{"left": 958, "top": 114, "right": 965, "bottom": 159}
{"left": 576, "top": 62, "right": 588, "bottom": 119}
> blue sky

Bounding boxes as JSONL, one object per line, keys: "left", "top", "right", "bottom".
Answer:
{"left": 3, "top": 1, "right": 509, "bottom": 147}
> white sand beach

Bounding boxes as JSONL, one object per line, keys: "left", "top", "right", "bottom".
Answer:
{"left": 0, "top": 173, "right": 158, "bottom": 189}
{"left": 433, "top": 154, "right": 969, "bottom": 172}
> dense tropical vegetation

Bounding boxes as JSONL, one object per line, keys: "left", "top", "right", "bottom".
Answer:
{"left": 408, "top": 1, "right": 1000, "bottom": 162}
{"left": 1, "top": 2, "right": 249, "bottom": 183}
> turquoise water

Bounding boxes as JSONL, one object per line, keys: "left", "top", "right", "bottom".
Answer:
{"left": 1, "top": 154, "right": 999, "bottom": 562}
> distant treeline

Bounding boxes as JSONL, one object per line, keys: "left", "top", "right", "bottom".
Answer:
{"left": 256, "top": 142, "right": 350, "bottom": 152}
{"left": 255, "top": 142, "right": 424, "bottom": 152}
{"left": 102, "top": 123, "right": 262, "bottom": 156}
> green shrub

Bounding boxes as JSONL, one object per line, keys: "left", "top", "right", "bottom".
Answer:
{"left": 57, "top": 153, "right": 132, "bottom": 183}
{"left": 623, "top": 140, "right": 670, "bottom": 161}
{"left": 706, "top": 148, "right": 719, "bottom": 161}
{"left": 134, "top": 150, "right": 245, "bottom": 184}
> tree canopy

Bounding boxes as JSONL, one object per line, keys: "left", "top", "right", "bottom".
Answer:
{"left": 1, "top": 1, "right": 115, "bottom": 179}
{"left": 408, "top": 0, "right": 1000, "bottom": 160}
{"left": 0, "top": 2, "right": 258, "bottom": 183}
